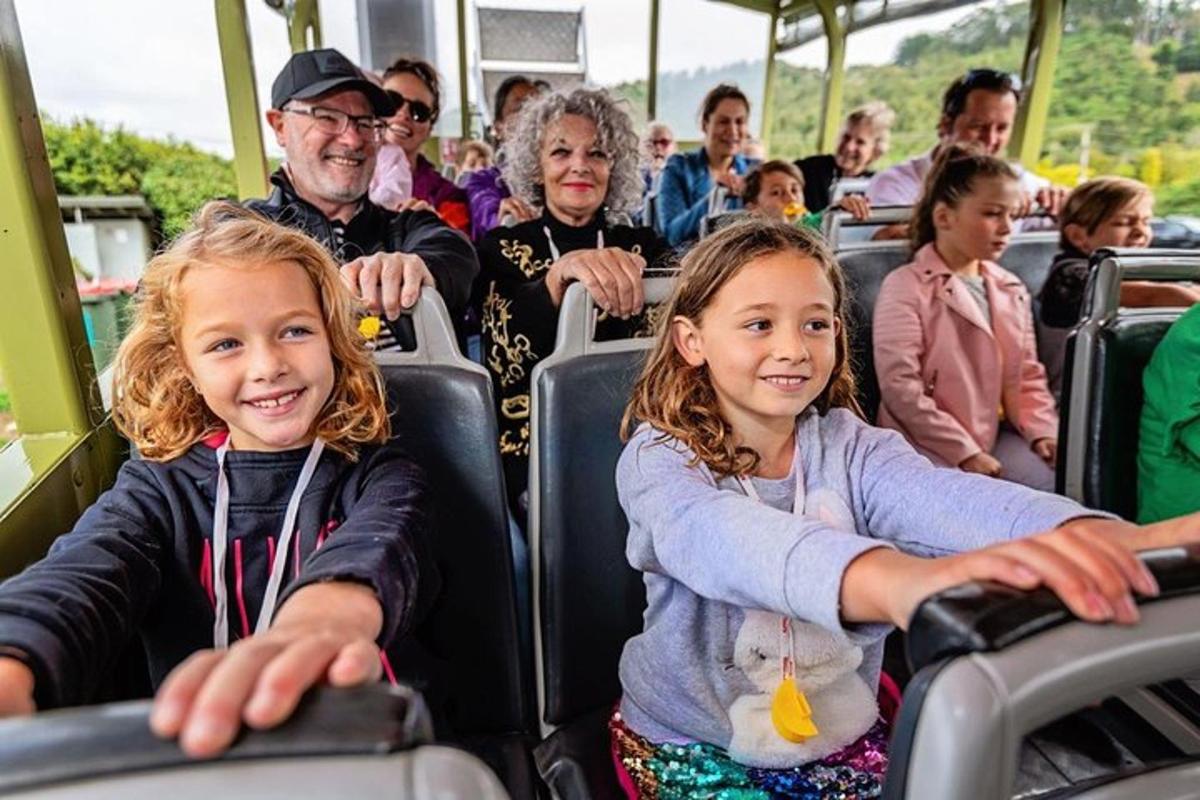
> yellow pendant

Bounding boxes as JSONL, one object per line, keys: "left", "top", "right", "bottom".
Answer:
{"left": 771, "top": 679, "right": 818, "bottom": 742}
{"left": 358, "top": 315, "right": 382, "bottom": 340}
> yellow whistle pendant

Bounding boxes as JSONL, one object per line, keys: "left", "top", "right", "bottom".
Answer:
{"left": 358, "top": 316, "right": 382, "bottom": 340}
{"left": 771, "top": 678, "right": 819, "bottom": 742}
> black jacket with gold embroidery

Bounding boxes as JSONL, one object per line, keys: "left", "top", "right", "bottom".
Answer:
{"left": 477, "top": 210, "right": 671, "bottom": 511}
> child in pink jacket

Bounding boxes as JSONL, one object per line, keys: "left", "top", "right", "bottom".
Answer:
{"left": 873, "top": 144, "right": 1059, "bottom": 491}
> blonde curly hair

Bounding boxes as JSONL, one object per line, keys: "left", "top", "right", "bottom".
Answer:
{"left": 621, "top": 218, "right": 861, "bottom": 477}
{"left": 111, "top": 201, "right": 389, "bottom": 461}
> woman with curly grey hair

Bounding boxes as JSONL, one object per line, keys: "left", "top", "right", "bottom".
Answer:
{"left": 477, "top": 85, "right": 671, "bottom": 513}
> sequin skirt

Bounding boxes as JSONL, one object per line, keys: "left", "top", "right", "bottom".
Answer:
{"left": 610, "top": 711, "right": 889, "bottom": 799}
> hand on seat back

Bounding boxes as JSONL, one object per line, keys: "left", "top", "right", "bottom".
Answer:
{"left": 835, "top": 195, "right": 872, "bottom": 221}
{"left": 150, "top": 581, "right": 384, "bottom": 759}
{"left": 545, "top": 247, "right": 646, "bottom": 317}
{"left": 843, "top": 513, "right": 1200, "bottom": 631}
{"left": 497, "top": 196, "right": 536, "bottom": 225}
{"left": 341, "top": 252, "right": 435, "bottom": 319}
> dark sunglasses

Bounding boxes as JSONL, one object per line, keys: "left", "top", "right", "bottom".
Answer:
{"left": 650, "top": 138, "right": 673, "bottom": 147}
{"left": 385, "top": 90, "right": 434, "bottom": 123}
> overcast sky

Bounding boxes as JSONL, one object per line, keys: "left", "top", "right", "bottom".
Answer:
{"left": 14, "top": 0, "right": 983, "bottom": 158}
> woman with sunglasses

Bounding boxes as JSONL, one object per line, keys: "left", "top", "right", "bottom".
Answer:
{"left": 370, "top": 57, "right": 472, "bottom": 235}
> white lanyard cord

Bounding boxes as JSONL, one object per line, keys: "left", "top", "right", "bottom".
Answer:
{"left": 736, "top": 455, "right": 806, "bottom": 681}
{"left": 543, "top": 226, "right": 604, "bottom": 263}
{"left": 211, "top": 437, "right": 326, "bottom": 648}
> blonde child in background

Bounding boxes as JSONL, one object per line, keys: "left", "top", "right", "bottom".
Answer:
{"left": 0, "top": 203, "right": 430, "bottom": 758}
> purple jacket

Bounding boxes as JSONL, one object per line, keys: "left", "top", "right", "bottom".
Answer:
{"left": 411, "top": 154, "right": 471, "bottom": 236}
{"left": 464, "top": 166, "right": 510, "bottom": 243}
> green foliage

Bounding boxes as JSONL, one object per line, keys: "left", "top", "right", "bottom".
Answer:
{"left": 42, "top": 117, "right": 237, "bottom": 240}
{"left": 1157, "top": 176, "right": 1200, "bottom": 214}
{"left": 140, "top": 148, "right": 237, "bottom": 239}
{"left": 0, "top": 389, "right": 9, "bottom": 414}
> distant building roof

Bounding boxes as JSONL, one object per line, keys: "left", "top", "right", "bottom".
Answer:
{"left": 59, "top": 195, "right": 154, "bottom": 221}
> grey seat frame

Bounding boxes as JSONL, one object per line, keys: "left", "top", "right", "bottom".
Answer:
{"left": 887, "top": 552, "right": 1200, "bottom": 799}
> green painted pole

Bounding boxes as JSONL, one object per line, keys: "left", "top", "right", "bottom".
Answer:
{"left": 648, "top": 0, "right": 661, "bottom": 120}
{"left": 814, "top": 0, "right": 846, "bottom": 154}
{"left": 761, "top": 5, "right": 780, "bottom": 150}
{"left": 457, "top": 0, "right": 470, "bottom": 138}
{"left": 287, "top": 0, "right": 322, "bottom": 53}
{"left": 1011, "top": 0, "right": 1064, "bottom": 168}
{"left": 214, "top": 0, "right": 268, "bottom": 200}
{"left": 0, "top": 0, "right": 94, "bottom": 435}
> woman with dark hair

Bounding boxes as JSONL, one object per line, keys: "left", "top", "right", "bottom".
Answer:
{"left": 464, "top": 75, "right": 544, "bottom": 241}
{"left": 479, "top": 86, "right": 671, "bottom": 512}
{"left": 371, "top": 57, "right": 472, "bottom": 235}
{"left": 655, "top": 83, "right": 757, "bottom": 247}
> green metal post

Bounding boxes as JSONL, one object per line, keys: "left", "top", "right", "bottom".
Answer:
{"left": 0, "top": 0, "right": 94, "bottom": 436}
{"left": 287, "top": 0, "right": 322, "bottom": 53}
{"left": 214, "top": 0, "right": 269, "bottom": 200}
{"left": 648, "top": 0, "right": 661, "bottom": 120}
{"left": 457, "top": 0, "right": 470, "bottom": 138}
{"left": 760, "top": 5, "right": 780, "bottom": 150}
{"left": 814, "top": 0, "right": 846, "bottom": 154}
{"left": 1011, "top": 0, "right": 1064, "bottom": 168}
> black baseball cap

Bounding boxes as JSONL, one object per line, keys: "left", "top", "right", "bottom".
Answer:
{"left": 271, "top": 48, "right": 395, "bottom": 117}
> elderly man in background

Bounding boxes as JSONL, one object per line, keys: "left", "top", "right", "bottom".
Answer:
{"left": 794, "top": 101, "right": 894, "bottom": 212}
{"left": 249, "top": 49, "right": 478, "bottom": 344}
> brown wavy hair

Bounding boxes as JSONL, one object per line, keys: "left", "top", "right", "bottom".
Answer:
{"left": 111, "top": 201, "right": 390, "bottom": 461}
{"left": 621, "top": 219, "right": 860, "bottom": 477}
{"left": 909, "top": 141, "right": 1018, "bottom": 251}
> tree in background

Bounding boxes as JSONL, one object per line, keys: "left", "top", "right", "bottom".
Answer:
{"left": 42, "top": 117, "right": 237, "bottom": 240}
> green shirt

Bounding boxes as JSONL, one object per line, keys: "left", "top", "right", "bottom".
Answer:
{"left": 1137, "top": 304, "right": 1200, "bottom": 523}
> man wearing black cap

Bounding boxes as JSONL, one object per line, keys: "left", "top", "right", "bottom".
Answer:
{"left": 249, "top": 49, "right": 477, "bottom": 344}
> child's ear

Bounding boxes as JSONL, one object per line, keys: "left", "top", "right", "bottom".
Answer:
{"left": 671, "top": 316, "right": 706, "bottom": 367}
{"left": 1063, "top": 222, "right": 1091, "bottom": 253}
{"left": 932, "top": 200, "right": 954, "bottom": 232}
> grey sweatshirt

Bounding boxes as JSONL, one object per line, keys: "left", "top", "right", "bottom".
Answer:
{"left": 616, "top": 408, "right": 1103, "bottom": 769}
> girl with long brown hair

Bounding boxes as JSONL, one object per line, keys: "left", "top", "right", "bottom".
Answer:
{"left": 611, "top": 217, "right": 1194, "bottom": 796}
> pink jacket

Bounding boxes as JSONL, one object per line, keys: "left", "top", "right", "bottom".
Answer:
{"left": 873, "top": 243, "right": 1059, "bottom": 467}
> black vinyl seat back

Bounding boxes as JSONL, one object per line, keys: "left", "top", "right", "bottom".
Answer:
{"left": 533, "top": 350, "right": 647, "bottom": 726}
{"left": 375, "top": 288, "right": 534, "bottom": 741}
{"left": 1059, "top": 249, "right": 1200, "bottom": 516}
{"left": 836, "top": 242, "right": 910, "bottom": 419}
{"left": 529, "top": 279, "right": 675, "bottom": 731}
{"left": 997, "top": 232, "right": 1058, "bottom": 299}
{"left": 1075, "top": 313, "right": 1175, "bottom": 517}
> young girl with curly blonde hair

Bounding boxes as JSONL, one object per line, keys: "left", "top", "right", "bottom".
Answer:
{"left": 0, "top": 202, "right": 429, "bottom": 759}
{"left": 612, "top": 218, "right": 1197, "bottom": 797}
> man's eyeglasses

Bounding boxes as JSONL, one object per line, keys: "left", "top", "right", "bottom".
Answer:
{"left": 283, "top": 105, "right": 384, "bottom": 140}
{"left": 385, "top": 90, "right": 434, "bottom": 124}
{"left": 650, "top": 138, "right": 673, "bottom": 148}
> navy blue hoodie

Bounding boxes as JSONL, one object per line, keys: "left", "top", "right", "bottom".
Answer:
{"left": 0, "top": 435, "right": 429, "bottom": 710}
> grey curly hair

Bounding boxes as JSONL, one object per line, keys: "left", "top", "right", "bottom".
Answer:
{"left": 501, "top": 86, "right": 643, "bottom": 217}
